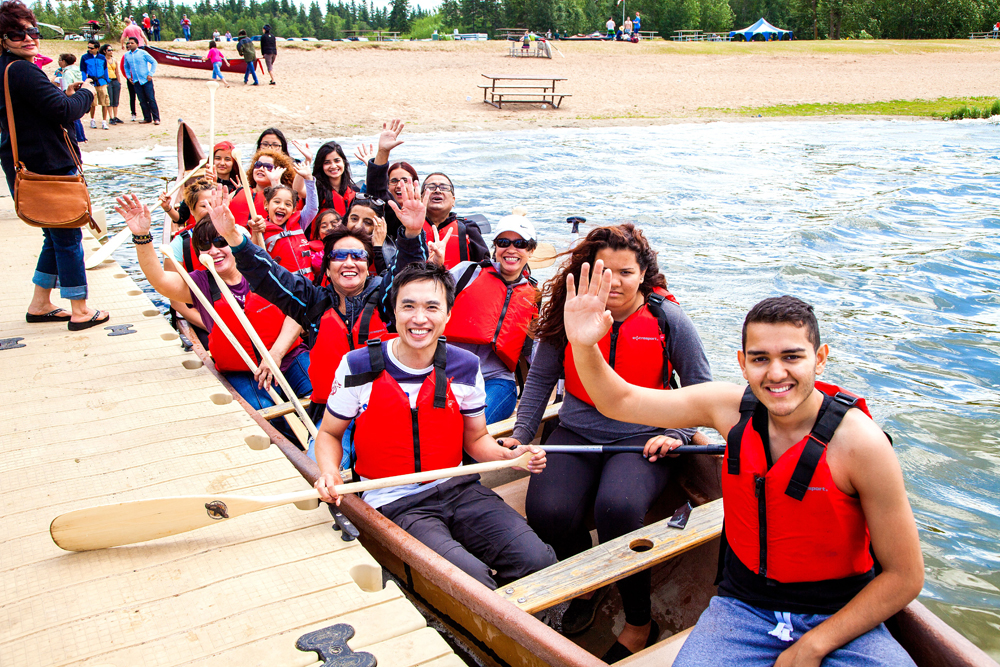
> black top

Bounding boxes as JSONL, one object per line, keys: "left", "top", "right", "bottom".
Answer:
{"left": 259, "top": 34, "right": 277, "bottom": 55}
{"left": 0, "top": 53, "right": 92, "bottom": 190}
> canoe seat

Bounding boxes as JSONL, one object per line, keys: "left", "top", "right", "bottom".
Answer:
{"left": 259, "top": 397, "right": 311, "bottom": 420}
{"left": 618, "top": 627, "right": 692, "bottom": 666}
{"left": 487, "top": 402, "right": 560, "bottom": 439}
{"left": 496, "top": 499, "right": 723, "bottom": 614}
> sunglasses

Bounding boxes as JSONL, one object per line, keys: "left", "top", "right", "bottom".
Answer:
{"left": 328, "top": 248, "right": 369, "bottom": 262}
{"left": 423, "top": 183, "right": 454, "bottom": 194}
{"left": 494, "top": 238, "right": 533, "bottom": 250}
{"left": 196, "top": 236, "right": 229, "bottom": 252}
{"left": 253, "top": 161, "right": 275, "bottom": 171}
{"left": 5, "top": 27, "right": 40, "bottom": 41}
{"left": 354, "top": 197, "right": 385, "bottom": 208}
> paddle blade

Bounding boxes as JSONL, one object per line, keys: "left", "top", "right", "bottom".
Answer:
{"left": 50, "top": 494, "right": 281, "bottom": 551}
{"left": 528, "top": 241, "right": 558, "bottom": 269}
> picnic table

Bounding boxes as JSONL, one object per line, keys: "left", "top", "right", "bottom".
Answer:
{"left": 672, "top": 29, "right": 703, "bottom": 41}
{"left": 480, "top": 74, "right": 570, "bottom": 109}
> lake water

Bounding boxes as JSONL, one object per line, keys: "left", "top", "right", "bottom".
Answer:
{"left": 85, "top": 119, "right": 1000, "bottom": 658}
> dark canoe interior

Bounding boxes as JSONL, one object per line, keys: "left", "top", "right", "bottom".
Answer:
{"left": 179, "top": 316, "right": 998, "bottom": 667}
{"left": 176, "top": 121, "right": 205, "bottom": 177}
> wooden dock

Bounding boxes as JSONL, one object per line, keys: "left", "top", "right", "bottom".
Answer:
{"left": 0, "top": 199, "right": 463, "bottom": 666}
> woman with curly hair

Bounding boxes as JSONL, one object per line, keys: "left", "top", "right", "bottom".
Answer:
{"left": 229, "top": 147, "right": 296, "bottom": 225}
{"left": 502, "top": 223, "right": 713, "bottom": 662}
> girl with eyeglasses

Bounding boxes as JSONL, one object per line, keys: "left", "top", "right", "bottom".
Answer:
{"left": 303, "top": 140, "right": 358, "bottom": 216}
{"left": 229, "top": 148, "right": 296, "bottom": 226}
{"left": 1, "top": 0, "right": 112, "bottom": 330}
{"left": 502, "top": 223, "right": 713, "bottom": 659}
{"left": 116, "top": 191, "right": 312, "bottom": 443}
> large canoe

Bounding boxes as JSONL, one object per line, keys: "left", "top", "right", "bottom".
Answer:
{"left": 178, "top": 319, "right": 999, "bottom": 667}
{"left": 145, "top": 44, "right": 263, "bottom": 74}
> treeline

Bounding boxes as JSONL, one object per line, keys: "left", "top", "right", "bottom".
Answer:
{"left": 30, "top": 0, "right": 1000, "bottom": 43}
{"left": 31, "top": 0, "right": 431, "bottom": 40}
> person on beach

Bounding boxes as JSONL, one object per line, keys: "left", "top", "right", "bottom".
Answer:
{"left": 260, "top": 24, "right": 276, "bottom": 85}
{"left": 151, "top": 14, "right": 160, "bottom": 41}
{"left": 53, "top": 53, "right": 86, "bottom": 142}
{"left": 142, "top": 13, "right": 151, "bottom": 39}
{"left": 236, "top": 29, "right": 258, "bottom": 85}
{"left": 229, "top": 148, "right": 297, "bottom": 225}
{"left": 303, "top": 140, "right": 358, "bottom": 215}
{"left": 212, "top": 29, "right": 221, "bottom": 43}
{"left": 1, "top": 0, "right": 110, "bottom": 330}
{"left": 119, "top": 17, "right": 145, "bottom": 49}
{"left": 400, "top": 212, "right": 540, "bottom": 425}
{"left": 633, "top": 12, "right": 641, "bottom": 37}
{"left": 79, "top": 39, "right": 110, "bottom": 130}
{"left": 562, "top": 279, "right": 923, "bottom": 665}
{"left": 99, "top": 44, "right": 121, "bottom": 124}
{"left": 122, "top": 36, "right": 159, "bottom": 125}
{"left": 204, "top": 40, "right": 230, "bottom": 87}
{"left": 606, "top": 18, "right": 615, "bottom": 38}
{"left": 118, "top": 194, "right": 312, "bottom": 441}
{"left": 504, "top": 224, "right": 713, "bottom": 662}
{"left": 181, "top": 15, "right": 191, "bottom": 41}
{"left": 257, "top": 126, "right": 288, "bottom": 155}
{"left": 624, "top": 17, "right": 632, "bottom": 36}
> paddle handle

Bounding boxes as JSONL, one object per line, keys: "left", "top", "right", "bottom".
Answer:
{"left": 201, "top": 254, "right": 318, "bottom": 438}
{"left": 333, "top": 452, "right": 533, "bottom": 496}
{"left": 540, "top": 444, "right": 726, "bottom": 456}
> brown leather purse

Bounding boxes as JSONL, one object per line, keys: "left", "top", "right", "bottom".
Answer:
{"left": 3, "top": 62, "right": 96, "bottom": 230}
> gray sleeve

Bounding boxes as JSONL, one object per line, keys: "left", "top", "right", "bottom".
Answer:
{"left": 511, "top": 340, "right": 562, "bottom": 444}
{"left": 663, "top": 301, "right": 713, "bottom": 388}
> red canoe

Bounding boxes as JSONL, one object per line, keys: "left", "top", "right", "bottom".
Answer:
{"left": 144, "top": 44, "right": 262, "bottom": 74}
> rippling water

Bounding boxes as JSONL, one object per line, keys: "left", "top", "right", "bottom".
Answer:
{"left": 85, "top": 119, "right": 1000, "bottom": 658}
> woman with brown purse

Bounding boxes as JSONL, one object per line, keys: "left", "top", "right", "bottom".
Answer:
{"left": 0, "top": 0, "right": 109, "bottom": 330}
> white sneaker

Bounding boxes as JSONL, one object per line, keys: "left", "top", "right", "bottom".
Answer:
{"left": 131, "top": 114, "right": 137, "bottom": 121}
{"left": 102, "top": 121, "right": 109, "bottom": 130}
{"left": 90, "top": 119, "right": 97, "bottom": 129}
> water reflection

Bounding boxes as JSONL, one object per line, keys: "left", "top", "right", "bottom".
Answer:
{"left": 83, "top": 119, "right": 1000, "bottom": 658}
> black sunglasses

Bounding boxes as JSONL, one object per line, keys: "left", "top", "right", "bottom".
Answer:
{"left": 354, "top": 197, "right": 385, "bottom": 208}
{"left": 253, "top": 161, "right": 275, "bottom": 171}
{"left": 494, "top": 238, "right": 533, "bottom": 250}
{"left": 5, "top": 26, "right": 40, "bottom": 41}
{"left": 196, "top": 236, "right": 229, "bottom": 252}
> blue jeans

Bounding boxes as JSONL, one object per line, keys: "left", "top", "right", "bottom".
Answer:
{"left": 225, "top": 351, "right": 312, "bottom": 442}
{"left": 674, "top": 596, "right": 917, "bottom": 667}
{"left": 33, "top": 227, "right": 88, "bottom": 300}
{"left": 134, "top": 80, "right": 159, "bottom": 122}
{"left": 484, "top": 377, "right": 517, "bottom": 424}
{"left": 211, "top": 62, "right": 223, "bottom": 80}
{"left": 73, "top": 118, "right": 86, "bottom": 142}
{"left": 183, "top": 26, "right": 191, "bottom": 40}
{"left": 244, "top": 60, "right": 258, "bottom": 84}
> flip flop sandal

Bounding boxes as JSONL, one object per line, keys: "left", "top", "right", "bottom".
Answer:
{"left": 26, "top": 308, "right": 71, "bottom": 323}
{"left": 67, "top": 310, "right": 110, "bottom": 331}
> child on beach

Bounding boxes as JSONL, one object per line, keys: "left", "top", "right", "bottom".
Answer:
{"left": 54, "top": 53, "right": 87, "bottom": 143}
{"left": 204, "top": 41, "right": 230, "bottom": 87}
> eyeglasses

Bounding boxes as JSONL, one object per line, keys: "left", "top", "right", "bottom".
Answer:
{"left": 196, "top": 236, "right": 229, "bottom": 252}
{"left": 259, "top": 142, "right": 282, "bottom": 150}
{"left": 5, "top": 27, "right": 40, "bottom": 42}
{"left": 389, "top": 177, "right": 412, "bottom": 186}
{"left": 423, "top": 183, "right": 454, "bottom": 194}
{"left": 495, "top": 238, "right": 533, "bottom": 250}
{"left": 253, "top": 161, "right": 275, "bottom": 171}
{"left": 328, "top": 248, "right": 369, "bottom": 262}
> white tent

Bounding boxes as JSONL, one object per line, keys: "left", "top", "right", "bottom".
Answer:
{"left": 730, "top": 18, "right": 793, "bottom": 41}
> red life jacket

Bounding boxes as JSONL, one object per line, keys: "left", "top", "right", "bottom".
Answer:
{"left": 309, "top": 291, "right": 395, "bottom": 404}
{"left": 229, "top": 189, "right": 267, "bottom": 226}
{"left": 205, "top": 274, "right": 300, "bottom": 372}
{"left": 346, "top": 340, "right": 464, "bottom": 479}
{"left": 445, "top": 262, "right": 538, "bottom": 371}
{"left": 322, "top": 186, "right": 356, "bottom": 216}
{"left": 721, "top": 382, "right": 875, "bottom": 584}
{"left": 423, "top": 217, "right": 477, "bottom": 269}
{"left": 563, "top": 288, "right": 678, "bottom": 406}
{"left": 173, "top": 222, "right": 206, "bottom": 272}
{"left": 263, "top": 213, "right": 313, "bottom": 278}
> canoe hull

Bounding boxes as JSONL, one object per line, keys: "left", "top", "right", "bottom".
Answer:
{"left": 145, "top": 44, "right": 262, "bottom": 74}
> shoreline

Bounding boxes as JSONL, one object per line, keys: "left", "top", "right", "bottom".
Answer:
{"left": 35, "top": 39, "right": 1000, "bottom": 152}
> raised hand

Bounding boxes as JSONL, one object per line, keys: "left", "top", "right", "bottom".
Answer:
{"left": 564, "top": 260, "right": 614, "bottom": 348}
{"left": 372, "top": 215, "right": 387, "bottom": 246}
{"left": 266, "top": 165, "right": 286, "bottom": 188}
{"left": 290, "top": 139, "right": 313, "bottom": 161}
{"left": 292, "top": 155, "right": 314, "bottom": 181}
{"left": 208, "top": 184, "right": 240, "bottom": 244}
{"left": 114, "top": 193, "right": 152, "bottom": 235}
{"left": 388, "top": 179, "right": 427, "bottom": 237}
{"left": 354, "top": 143, "right": 374, "bottom": 165}
{"left": 377, "top": 119, "right": 405, "bottom": 154}
{"left": 427, "top": 226, "right": 453, "bottom": 266}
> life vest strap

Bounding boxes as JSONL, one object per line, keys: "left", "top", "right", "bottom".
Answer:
{"left": 344, "top": 339, "right": 385, "bottom": 387}
{"left": 726, "top": 386, "right": 758, "bottom": 475}
{"left": 784, "top": 393, "right": 854, "bottom": 501}
{"left": 265, "top": 227, "right": 304, "bottom": 253}
{"left": 356, "top": 290, "right": 381, "bottom": 346}
{"left": 645, "top": 292, "right": 674, "bottom": 390}
{"left": 454, "top": 260, "right": 488, "bottom": 295}
{"left": 433, "top": 336, "right": 448, "bottom": 408}
{"left": 180, "top": 229, "right": 195, "bottom": 272}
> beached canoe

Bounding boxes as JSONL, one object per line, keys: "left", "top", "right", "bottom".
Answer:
{"left": 145, "top": 44, "right": 263, "bottom": 74}
{"left": 176, "top": 319, "right": 999, "bottom": 667}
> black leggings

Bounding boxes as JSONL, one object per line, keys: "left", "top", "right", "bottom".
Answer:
{"left": 524, "top": 425, "right": 673, "bottom": 626}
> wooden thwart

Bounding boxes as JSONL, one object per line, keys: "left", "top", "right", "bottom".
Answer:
{"left": 488, "top": 402, "right": 560, "bottom": 439}
{"left": 497, "top": 498, "right": 724, "bottom": 614}
{"left": 259, "top": 397, "right": 312, "bottom": 420}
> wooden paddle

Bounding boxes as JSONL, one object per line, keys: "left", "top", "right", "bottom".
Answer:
{"left": 231, "top": 147, "right": 264, "bottom": 247}
{"left": 50, "top": 453, "right": 532, "bottom": 551}
{"left": 85, "top": 160, "right": 208, "bottom": 270}
{"left": 527, "top": 241, "right": 558, "bottom": 270}
{"left": 159, "top": 246, "right": 313, "bottom": 449}
{"left": 201, "top": 252, "right": 318, "bottom": 440}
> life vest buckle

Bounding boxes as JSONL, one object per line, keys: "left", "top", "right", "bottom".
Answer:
{"left": 832, "top": 392, "right": 857, "bottom": 408}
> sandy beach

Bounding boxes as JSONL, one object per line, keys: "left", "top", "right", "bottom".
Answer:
{"left": 38, "top": 39, "right": 1000, "bottom": 151}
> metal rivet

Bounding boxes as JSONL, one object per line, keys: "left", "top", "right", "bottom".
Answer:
{"left": 505, "top": 587, "right": 514, "bottom": 594}
{"left": 517, "top": 597, "right": 527, "bottom": 603}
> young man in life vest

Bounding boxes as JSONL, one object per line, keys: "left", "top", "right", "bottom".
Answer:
{"left": 312, "top": 261, "right": 558, "bottom": 590}
{"left": 420, "top": 172, "right": 489, "bottom": 269}
{"left": 563, "top": 266, "right": 923, "bottom": 667}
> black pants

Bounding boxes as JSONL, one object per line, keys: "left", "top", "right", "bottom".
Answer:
{"left": 524, "top": 426, "right": 673, "bottom": 626}
{"left": 134, "top": 80, "right": 159, "bottom": 122}
{"left": 381, "top": 475, "right": 557, "bottom": 590}
{"left": 125, "top": 78, "right": 136, "bottom": 116}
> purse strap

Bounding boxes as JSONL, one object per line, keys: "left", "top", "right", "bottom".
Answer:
{"left": 4, "top": 61, "right": 86, "bottom": 175}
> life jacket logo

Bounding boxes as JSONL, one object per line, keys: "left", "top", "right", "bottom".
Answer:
{"left": 632, "top": 335, "right": 661, "bottom": 342}
{"left": 329, "top": 378, "right": 342, "bottom": 396}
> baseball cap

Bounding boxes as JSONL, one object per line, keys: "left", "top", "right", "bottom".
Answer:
{"left": 493, "top": 214, "right": 536, "bottom": 242}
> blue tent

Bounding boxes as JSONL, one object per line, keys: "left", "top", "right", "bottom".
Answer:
{"left": 730, "top": 18, "right": 793, "bottom": 41}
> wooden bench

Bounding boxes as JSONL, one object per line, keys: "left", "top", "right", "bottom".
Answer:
{"left": 481, "top": 74, "right": 569, "bottom": 109}
{"left": 496, "top": 498, "right": 723, "bottom": 613}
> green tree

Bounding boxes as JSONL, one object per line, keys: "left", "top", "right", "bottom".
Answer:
{"left": 389, "top": 0, "right": 411, "bottom": 31}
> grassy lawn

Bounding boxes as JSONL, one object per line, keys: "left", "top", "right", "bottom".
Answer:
{"left": 706, "top": 97, "right": 1000, "bottom": 118}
